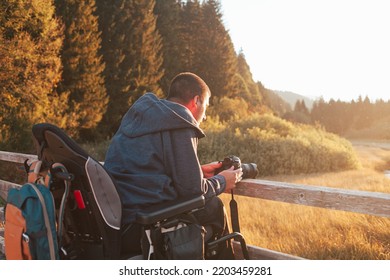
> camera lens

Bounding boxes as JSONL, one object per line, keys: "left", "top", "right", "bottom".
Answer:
{"left": 241, "top": 163, "right": 258, "bottom": 179}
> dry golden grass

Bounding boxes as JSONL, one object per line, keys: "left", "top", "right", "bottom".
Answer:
{"left": 221, "top": 140, "right": 390, "bottom": 259}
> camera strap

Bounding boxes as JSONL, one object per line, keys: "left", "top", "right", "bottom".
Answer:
{"left": 229, "top": 190, "right": 241, "bottom": 235}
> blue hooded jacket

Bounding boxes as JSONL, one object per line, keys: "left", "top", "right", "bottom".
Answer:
{"left": 104, "top": 93, "right": 226, "bottom": 224}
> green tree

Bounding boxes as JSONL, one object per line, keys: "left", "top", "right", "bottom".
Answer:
{"left": 159, "top": 0, "right": 244, "bottom": 118}
{"left": 96, "top": 0, "right": 163, "bottom": 136}
{"left": 311, "top": 98, "right": 353, "bottom": 134}
{"left": 354, "top": 96, "right": 374, "bottom": 130}
{"left": 284, "top": 100, "right": 311, "bottom": 124}
{"left": 259, "top": 83, "right": 289, "bottom": 117}
{"left": 55, "top": 0, "right": 108, "bottom": 139}
{"left": 154, "top": 0, "right": 182, "bottom": 94}
{"left": 126, "top": 0, "right": 163, "bottom": 102}
{"left": 96, "top": 0, "right": 130, "bottom": 134}
{"left": 0, "top": 0, "right": 67, "bottom": 150}
{"left": 175, "top": 0, "right": 203, "bottom": 72}
{"left": 234, "top": 52, "right": 264, "bottom": 111}
{"left": 294, "top": 100, "right": 309, "bottom": 115}
{"left": 199, "top": 0, "right": 238, "bottom": 102}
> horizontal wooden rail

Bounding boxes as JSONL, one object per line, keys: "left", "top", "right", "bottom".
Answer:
{"left": 0, "top": 151, "right": 37, "bottom": 163}
{"left": 0, "top": 180, "right": 20, "bottom": 202}
{"left": 2, "top": 150, "right": 390, "bottom": 260}
{"left": 235, "top": 179, "right": 390, "bottom": 218}
{"left": 0, "top": 151, "right": 36, "bottom": 201}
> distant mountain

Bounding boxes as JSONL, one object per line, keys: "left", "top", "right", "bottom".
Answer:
{"left": 265, "top": 89, "right": 291, "bottom": 116}
{"left": 274, "top": 90, "right": 315, "bottom": 110}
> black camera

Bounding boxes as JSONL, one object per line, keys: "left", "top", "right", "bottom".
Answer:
{"left": 215, "top": 155, "right": 258, "bottom": 179}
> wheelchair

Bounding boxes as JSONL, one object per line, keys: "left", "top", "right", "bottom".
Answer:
{"left": 31, "top": 123, "right": 249, "bottom": 260}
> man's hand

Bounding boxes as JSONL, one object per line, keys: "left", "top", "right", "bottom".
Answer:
{"left": 219, "top": 166, "right": 243, "bottom": 193}
{"left": 201, "top": 161, "right": 222, "bottom": 178}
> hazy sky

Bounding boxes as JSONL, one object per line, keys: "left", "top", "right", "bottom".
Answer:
{"left": 220, "top": 0, "right": 390, "bottom": 102}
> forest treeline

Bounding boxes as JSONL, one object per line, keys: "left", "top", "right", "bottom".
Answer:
{"left": 0, "top": 0, "right": 273, "bottom": 151}
{"left": 284, "top": 96, "right": 390, "bottom": 139}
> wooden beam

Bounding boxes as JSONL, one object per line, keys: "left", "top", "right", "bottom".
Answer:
{"left": 0, "top": 151, "right": 37, "bottom": 164}
{"left": 0, "top": 180, "right": 20, "bottom": 201}
{"left": 236, "top": 179, "right": 390, "bottom": 218}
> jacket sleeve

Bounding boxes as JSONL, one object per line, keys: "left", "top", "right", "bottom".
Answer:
{"left": 163, "top": 129, "right": 226, "bottom": 199}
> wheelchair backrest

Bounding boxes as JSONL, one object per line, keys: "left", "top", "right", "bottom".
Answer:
{"left": 31, "top": 123, "right": 122, "bottom": 259}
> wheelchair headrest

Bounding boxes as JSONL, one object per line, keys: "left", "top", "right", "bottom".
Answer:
{"left": 32, "top": 123, "right": 89, "bottom": 164}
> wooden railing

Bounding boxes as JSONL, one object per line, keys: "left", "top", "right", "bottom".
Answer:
{"left": 2, "top": 150, "right": 390, "bottom": 260}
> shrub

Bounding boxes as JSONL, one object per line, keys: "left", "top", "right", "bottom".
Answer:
{"left": 198, "top": 114, "right": 360, "bottom": 176}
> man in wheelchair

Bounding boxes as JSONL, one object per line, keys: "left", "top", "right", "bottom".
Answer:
{"left": 104, "top": 72, "right": 243, "bottom": 259}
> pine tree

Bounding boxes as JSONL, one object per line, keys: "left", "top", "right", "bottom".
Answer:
{"left": 283, "top": 100, "right": 311, "bottom": 124}
{"left": 154, "top": 0, "right": 183, "bottom": 94}
{"left": 355, "top": 96, "right": 374, "bottom": 129}
{"left": 96, "top": 0, "right": 163, "bottom": 135}
{"left": 96, "top": 0, "right": 131, "bottom": 134}
{"left": 160, "top": 0, "right": 240, "bottom": 105}
{"left": 155, "top": 0, "right": 265, "bottom": 118}
{"left": 294, "top": 100, "right": 309, "bottom": 116}
{"left": 156, "top": 0, "right": 202, "bottom": 86}
{"left": 311, "top": 98, "right": 327, "bottom": 125}
{"left": 126, "top": 0, "right": 164, "bottom": 102}
{"left": 235, "top": 52, "right": 263, "bottom": 110}
{"left": 199, "top": 0, "right": 237, "bottom": 101}
{"left": 0, "top": 0, "right": 66, "bottom": 150}
{"left": 55, "top": 0, "right": 108, "bottom": 139}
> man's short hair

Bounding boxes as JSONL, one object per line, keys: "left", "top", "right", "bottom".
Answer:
{"left": 168, "top": 72, "right": 210, "bottom": 103}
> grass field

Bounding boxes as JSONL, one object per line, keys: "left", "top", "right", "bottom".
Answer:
{"left": 221, "top": 140, "right": 390, "bottom": 259}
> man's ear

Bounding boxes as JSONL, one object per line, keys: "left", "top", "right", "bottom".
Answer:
{"left": 194, "top": 95, "right": 201, "bottom": 106}
{"left": 189, "top": 95, "right": 198, "bottom": 108}
{"left": 185, "top": 95, "right": 198, "bottom": 113}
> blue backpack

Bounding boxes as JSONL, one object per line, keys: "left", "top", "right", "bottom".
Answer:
{"left": 5, "top": 182, "right": 59, "bottom": 260}
{"left": 5, "top": 160, "right": 71, "bottom": 260}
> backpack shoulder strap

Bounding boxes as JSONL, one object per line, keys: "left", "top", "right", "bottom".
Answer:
{"left": 26, "top": 183, "right": 57, "bottom": 260}
{"left": 24, "top": 160, "right": 50, "bottom": 186}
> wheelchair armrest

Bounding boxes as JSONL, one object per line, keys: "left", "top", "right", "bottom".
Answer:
{"left": 135, "top": 195, "right": 205, "bottom": 225}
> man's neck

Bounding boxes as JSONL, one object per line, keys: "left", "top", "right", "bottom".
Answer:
{"left": 167, "top": 97, "right": 186, "bottom": 107}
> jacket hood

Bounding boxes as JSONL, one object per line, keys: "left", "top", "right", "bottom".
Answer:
{"left": 119, "top": 93, "right": 205, "bottom": 138}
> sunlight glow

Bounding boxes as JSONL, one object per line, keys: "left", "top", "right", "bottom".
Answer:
{"left": 220, "top": 0, "right": 390, "bottom": 102}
